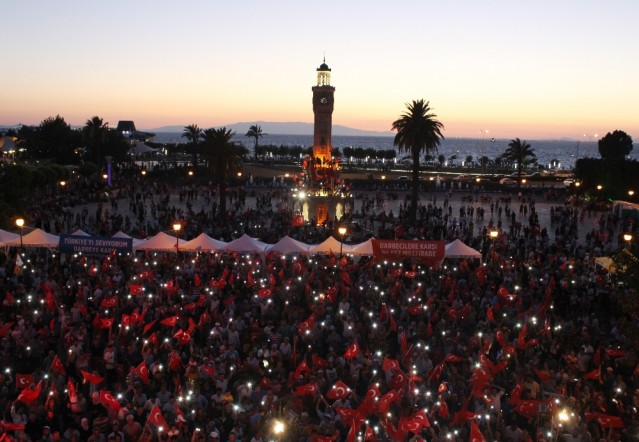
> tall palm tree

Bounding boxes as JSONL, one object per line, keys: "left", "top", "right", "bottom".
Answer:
{"left": 503, "top": 138, "right": 536, "bottom": 188}
{"left": 392, "top": 99, "right": 444, "bottom": 224}
{"left": 182, "top": 124, "right": 202, "bottom": 168}
{"left": 200, "top": 127, "right": 245, "bottom": 216}
{"left": 245, "top": 124, "right": 265, "bottom": 160}
{"left": 83, "top": 116, "right": 110, "bottom": 163}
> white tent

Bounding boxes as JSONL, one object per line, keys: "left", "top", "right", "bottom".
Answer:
{"left": 181, "top": 233, "right": 227, "bottom": 252}
{"left": 130, "top": 142, "right": 159, "bottom": 155}
{"left": 0, "top": 229, "right": 20, "bottom": 245}
{"left": 112, "top": 231, "right": 145, "bottom": 247}
{"left": 224, "top": 234, "right": 269, "bottom": 253}
{"left": 444, "top": 239, "right": 482, "bottom": 259}
{"left": 308, "top": 236, "right": 352, "bottom": 255}
{"left": 5, "top": 228, "right": 60, "bottom": 248}
{"left": 266, "top": 236, "right": 310, "bottom": 254}
{"left": 349, "top": 238, "right": 374, "bottom": 256}
{"left": 71, "top": 229, "right": 91, "bottom": 236}
{"left": 134, "top": 232, "right": 186, "bottom": 252}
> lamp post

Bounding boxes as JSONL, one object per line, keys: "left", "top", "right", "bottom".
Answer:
{"left": 173, "top": 222, "right": 182, "bottom": 253}
{"left": 16, "top": 218, "right": 24, "bottom": 248}
{"left": 479, "top": 129, "right": 489, "bottom": 176}
{"left": 338, "top": 226, "right": 347, "bottom": 257}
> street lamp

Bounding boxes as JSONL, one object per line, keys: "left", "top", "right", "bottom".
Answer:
{"left": 173, "top": 222, "right": 182, "bottom": 252}
{"left": 338, "top": 226, "right": 347, "bottom": 256}
{"left": 16, "top": 218, "right": 24, "bottom": 248}
{"left": 479, "top": 129, "right": 489, "bottom": 176}
{"left": 629, "top": 190, "right": 635, "bottom": 197}
{"left": 624, "top": 233, "right": 633, "bottom": 248}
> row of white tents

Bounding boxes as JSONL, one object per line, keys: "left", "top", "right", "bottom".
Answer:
{"left": 0, "top": 228, "right": 482, "bottom": 259}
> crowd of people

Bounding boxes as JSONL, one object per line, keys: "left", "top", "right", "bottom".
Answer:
{"left": 0, "top": 169, "right": 638, "bottom": 442}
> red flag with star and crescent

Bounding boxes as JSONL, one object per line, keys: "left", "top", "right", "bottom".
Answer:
{"left": 99, "top": 390, "right": 121, "bottom": 411}
{"left": 147, "top": 404, "right": 169, "bottom": 430}
{"left": 343, "top": 340, "right": 360, "bottom": 359}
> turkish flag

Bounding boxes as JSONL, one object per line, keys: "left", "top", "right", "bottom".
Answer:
{"left": 160, "top": 315, "right": 178, "bottom": 327}
{"left": 326, "top": 380, "right": 351, "bottom": 400}
{"left": 583, "top": 367, "right": 601, "bottom": 381}
{"left": 16, "top": 380, "right": 42, "bottom": 405}
{"left": 0, "top": 322, "right": 14, "bottom": 338}
{"left": 173, "top": 329, "right": 191, "bottom": 345}
{"left": 514, "top": 400, "right": 543, "bottom": 418}
{"left": 147, "top": 332, "right": 159, "bottom": 346}
{"left": 377, "top": 390, "right": 399, "bottom": 414}
{"left": 335, "top": 407, "right": 362, "bottom": 422}
{"left": 258, "top": 288, "right": 272, "bottom": 298}
{"left": 50, "top": 355, "right": 66, "bottom": 375}
{"left": 129, "top": 283, "right": 144, "bottom": 295}
{"left": 343, "top": 340, "right": 360, "bottom": 359}
{"left": 143, "top": 319, "right": 157, "bottom": 335}
{"left": 16, "top": 373, "right": 34, "bottom": 390}
{"left": 495, "top": 329, "right": 506, "bottom": 347}
{"left": 291, "top": 214, "right": 304, "bottom": 227}
{"left": 295, "top": 382, "right": 318, "bottom": 396}
{"left": 428, "top": 362, "right": 444, "bottom": 381}
{"left": 450, "top": 408, "right": 475, "bottom": 425}
{"left": 312, "top": 355, "right": 329, "bottom": 369}
{"left": 294, "top": 360, "right": 310, "bottom": 379}
{"left": 67, "top": 378, "right": 77, "bottom": 406}
{"left": 398, "top": 415, "right": 424, "bottom": 434}
{"left": 585, "top": 411, "right": 624, "bottom": 428}
{"left": 147, "top": 404, "right": 169, "bottom": 431}
{"left": 311, "top": 434, "right": 338, "bottom": 442}
{"left": 139, "top": 270, "right": 154, "bottom": 281}
{"left": 486, "top": 306, "right": 494, "bottom": 322}
{"left": 470, "top": 421, "right": 486, "bottom": 442}
{"left": 444, "top": 353, "right": 465, "bottom": 363}
{"left": 408, "top": 304, "right": 423, "bottom": 316}
{"left": 389, "top": 372, "right": 409, "bottom": 391}
{"left": 0, "top": 419, "right": 26, "bottom": 431}
{"left": 298, "top": 313, "right": 316, "bottom": 335}
{"left": 99, "top": 390, "right": 121, "bottom": 411}
{"left": 99, "top": 318, "right": 114, "bottom": 329}
{"left": 81, "top": 370, "right": 104, "bottom": 385}
{"left": 364, "top": 425, "right": 377, "bottom": 442}
{"left": 169, "top": 351, "right": 182, "bottom": 372}
{"left": 358, "top": 385, "right": 381, "bottom": 415}
{"left": 438, "top": 398, "right": 449, "bottom": 419}
{"left": 382, "top": 357, "right": 400, "bottom": 372}
{"left": 135, "top": 361, "right": 149, "bottom": 384}
{"left": 100, "top": 296, "right": 118, "bottom": 309}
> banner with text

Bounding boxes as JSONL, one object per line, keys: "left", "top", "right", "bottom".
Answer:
{"left": 371, "top": 239, "right": 445, "bottom": 266}
{"left": 59, "top": 235, "right": 133, "bottom": 255}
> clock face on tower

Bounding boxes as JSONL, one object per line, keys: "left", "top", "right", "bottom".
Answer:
{"left": 320, "top": 97, "right": 328, "bottom": 104}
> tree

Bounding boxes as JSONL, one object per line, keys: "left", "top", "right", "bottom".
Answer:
{"left": 245, "top": 124, "right": 265, "bottom": 160}
{"left": 200, "top": 127, "right": 246, "bottom": 216}
{"left": 24, "top": 115, "right": 81, "bottom": 163}
{"left": 81, "top": 116, "right": 129, "bottom": 164}
{"left": 598, "top": 130, "right": 633, "bottom": 161}
{"left": 391, "top": 100, "right": 444, "bottom": 224}
{"left": 502, "top": 138, "right": 536, "bottom": 188}
{"left": 182, "top": 124, "right": 202, "bottom": 167}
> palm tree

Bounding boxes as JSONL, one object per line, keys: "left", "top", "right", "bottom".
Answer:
{"left": 245, "top": 124, "right": 265, "bottom": 160}
{"left": 182, "top": 124, "right": 202, "bottom": 168}
{"left": 200, "top": 127, "right": 245, "bottom": 216}
{"left": 83, "top": 116, "right": 110, "bottom": 163}
{"left": 392, "top": 99, "right": 444, "bottom": 224}
{"left": 503, "top": 138, "right": 537, "bottom": 188}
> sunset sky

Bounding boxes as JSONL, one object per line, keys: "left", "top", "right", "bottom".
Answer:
{"left": 1, "top": 1, "right": 637, "bottom": 140}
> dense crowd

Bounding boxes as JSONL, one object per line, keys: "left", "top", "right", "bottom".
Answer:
{"left": 1, "top": 171, "right": 638, "bottom": 442}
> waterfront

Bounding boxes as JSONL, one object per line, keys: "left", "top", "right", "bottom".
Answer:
{"left": 152, "top": 132, "right": 619, "bottom": 170}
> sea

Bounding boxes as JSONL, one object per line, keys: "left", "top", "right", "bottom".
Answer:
{"left": 151, "top": 133, "right": 631, "bottom": 170}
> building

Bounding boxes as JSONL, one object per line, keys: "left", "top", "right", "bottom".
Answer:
{"left": 292, "top": 60, "right": 352, "bottom": 225}
{"left": 116, "top": 121, "right": 155, "bottom": 142}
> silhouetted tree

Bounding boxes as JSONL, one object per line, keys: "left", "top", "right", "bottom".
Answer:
{"left": 182, "top": 124, "right": 202, "bottom": 167}
{"left": 503, "top": 138, "right": 536, "bottom": 188}
{"left": 598, "top": 130, "right": 633, "bottom": 161}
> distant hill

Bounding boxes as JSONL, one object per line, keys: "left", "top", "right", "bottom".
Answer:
{"left": 147, "top": 121, "right": 391, "bottom": 137}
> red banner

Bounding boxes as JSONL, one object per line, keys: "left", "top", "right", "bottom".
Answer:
{"left": 371, "top": 240, "right": 445, "bottom": 265}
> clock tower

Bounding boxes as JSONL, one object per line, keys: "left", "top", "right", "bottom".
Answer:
{"left": 312, "top": 59, "right": 335, "bottom": 164}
